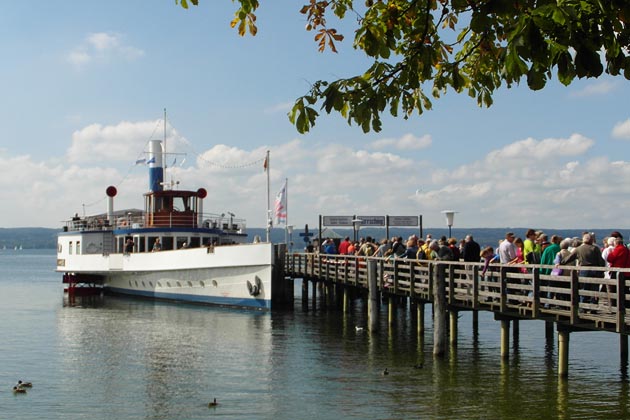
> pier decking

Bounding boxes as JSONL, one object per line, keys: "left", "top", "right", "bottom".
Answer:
{"left": 284, "top": 253, "right": 630, "bottom": 377}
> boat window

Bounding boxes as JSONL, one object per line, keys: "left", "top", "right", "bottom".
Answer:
{"left": 176, "top": 281, "right": 182, "bottom": 288}
{"left": 166, "top": 281, "right": 171, "bottom": 287}
{"left": 199, "top": 281, "right": 205, "bottom": 287}
{"left": 173, "top": 196, "right": 191, "bottom": 212}
{"left": 76, "top": 241, "right": 80, "bottom": 255}
{"left": 161, "top": 236, "right": 174, "bottom": 250}
{"left": 69, "top": 241, "right": 73, "bottom": 255}
{"left": 187, "top": 281, "right": 193, "bottom": 287}
{"left": 189, "top": 237, "right": 201, "bottom": 248}
{"left": 57, "top": 243, "right": 62, "bottom": 253}
{"left": 176, "top": 237, "right": 188, "bottom": 249}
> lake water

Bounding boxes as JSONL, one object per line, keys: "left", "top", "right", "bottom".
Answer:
{"left": 2, "top": 249, "right": 629, "bottom": 419}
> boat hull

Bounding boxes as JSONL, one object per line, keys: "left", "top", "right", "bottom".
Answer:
{"left": 58, "top": 243, "right": 275, "bottom": 310}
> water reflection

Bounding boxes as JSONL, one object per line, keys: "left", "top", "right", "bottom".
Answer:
{"left": 7, "top": 251, "right": 630, "bottom": 419}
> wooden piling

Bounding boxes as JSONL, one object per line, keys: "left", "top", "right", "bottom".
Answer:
{"left": 558, "top": 328, "right": 570, "bottom": 378}
{"left": 301, "top": 278, "right": 309, "bottom": 306}
{"left": 311, "top": 280, "right": 317, "bottom": 310}
{"left": 367, "top": 260, "right": 378, "bottom": 333}
{"left": 417, "top": 302, "right": 425, "bottom": 334}
{"left": 500, "top": 319, "right": 510, "bottom": 359}
{"left": 545, "top": 321, "right": 554, "bottom": 340}
{"left": 343, "top": 287, "right": 349, "bottom": 313}
{"left": 388, "top": 296, "right": 395, "bottom": 325}
{"left": 433, "top": 263, "right": 446, "bottom": 357}
{"left": 449, "top": 310, "right": 458, "bottom": 346}
{"left": 621, "top": 335, "right": 628, "bottom": 364}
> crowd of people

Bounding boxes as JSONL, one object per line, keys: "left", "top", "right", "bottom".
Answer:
{"left": 313, "top": 229, "right": 630, "bottom": 281}
{"left": 315, "top": 233, "right": 481, "bottom": 263}
{"left": 313, "top": 229, "right": 630, "bottom": 308}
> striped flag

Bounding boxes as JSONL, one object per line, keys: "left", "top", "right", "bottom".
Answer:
{"left": 273, "top": 180, "right": 287, "bottom": 226}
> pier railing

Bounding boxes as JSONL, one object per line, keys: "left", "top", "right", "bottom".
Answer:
{"left": 285, "top": 253, "right": 630, "bottom": 334}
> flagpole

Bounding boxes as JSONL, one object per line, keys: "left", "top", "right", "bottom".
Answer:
{"left": 284, "top": 177, "right": 289, "bottom": 247}
{"left": 163, "top": 108, "right": 167, "bottom": 171}
{"left": 265, "top": 150, "right": 271, "bottom": 243}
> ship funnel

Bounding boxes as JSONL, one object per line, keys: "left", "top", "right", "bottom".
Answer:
{"left": 106, "top": 186, "right": 117, "bottom": 226}
{"left": 148, "top": 140, "right": 164, "bottom": 192}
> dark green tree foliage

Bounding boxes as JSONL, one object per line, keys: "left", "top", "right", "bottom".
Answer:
{"left": 178, "top": 0, "right": 630, "bottom": 133}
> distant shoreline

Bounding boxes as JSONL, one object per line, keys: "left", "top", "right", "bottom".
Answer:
{"left": 3, "top": 226, "right": 627, "bottom": 251}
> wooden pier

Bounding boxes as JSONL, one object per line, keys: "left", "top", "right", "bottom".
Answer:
{"left": 284, "top": 253, "right": 630, "bottom": 378}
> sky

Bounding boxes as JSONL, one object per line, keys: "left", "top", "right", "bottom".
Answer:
{"left": 2, "top": 1, "right": 630, "bottom": 231}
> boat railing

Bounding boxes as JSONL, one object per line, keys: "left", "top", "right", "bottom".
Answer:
{"left": 199, "top": 213, "right": 247, "bottom": 233}
{"left": 62, "top": 212, "right": 247, "bottom": 233}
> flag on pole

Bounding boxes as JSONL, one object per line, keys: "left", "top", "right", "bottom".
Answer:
{"left": 274, "top": 180, "right": 287, "bottom": 226}
{"left": 135, "top": 158, "right": 146, "bottom": 165}
{"left": 263, "top": 155, "right": 268, "bottom": 172}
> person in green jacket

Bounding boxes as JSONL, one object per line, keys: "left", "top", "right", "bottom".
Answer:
{"left": 540, "top": 235, "right": 561, "bottom": 275}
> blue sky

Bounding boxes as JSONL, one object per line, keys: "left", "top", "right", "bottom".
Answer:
{"left": 2, "top": 1, "right": 630, "bottom": 230}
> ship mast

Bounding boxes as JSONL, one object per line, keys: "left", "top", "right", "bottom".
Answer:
{"left": 163, "top": 108, "right": 167, "bottom": 172}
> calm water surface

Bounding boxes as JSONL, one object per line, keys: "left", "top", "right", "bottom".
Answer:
{"left": 1, "top": 250, "right": 629, "bottom": 419}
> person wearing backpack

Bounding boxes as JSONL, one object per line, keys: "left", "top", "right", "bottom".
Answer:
{"left": 358, "top": 236, "right": 377, "bottom": 257}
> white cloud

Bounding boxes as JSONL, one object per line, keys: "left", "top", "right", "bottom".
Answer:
{"left": 67, "top": 32, "right": 145, "bottom": 68}
{"left": 66, "top": 119, "right": 189, "bottom": 164}
{"left": 370, "top": 133, "right": 432, "bottom": 150}
{"left": 4, "top": 123, "right": 630, "bottom": 230}
{"left": 570, "top": 80, "right": 617, "bottom": 97}
{"left": 612, "top": 119, "right": 630, "bottom": 140}
{"left": 486, "top": 134, "right": 593, "bottom": 164}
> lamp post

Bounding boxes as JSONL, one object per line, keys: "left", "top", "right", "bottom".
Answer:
{"left": 441, "top": 210, "right": 457, "bottom": 238}
{"left": 287, "top": 225, "right": 294, "bottom": 253}
{"left": 352, "top": 218, "right": 363, "bottom": 243}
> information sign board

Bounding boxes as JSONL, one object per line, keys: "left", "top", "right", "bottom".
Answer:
{"left": 388, "top": 216, "right": 419, "bottom": 227}
{"left": 356, "top": 216, "right": 386, "bottom": 227}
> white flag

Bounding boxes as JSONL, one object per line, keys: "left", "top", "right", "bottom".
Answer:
{"left": 274, "top": 180, "right": 287, "bottom": 226}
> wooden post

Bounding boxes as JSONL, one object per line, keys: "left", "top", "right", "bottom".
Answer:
{"left": 570, "top": 270, "right": 579, "bottom": 324}
{"left": 532, "top": 268, "right": 540, "bottom": 316}
{"left": 513, "top": 319, "right": 519, "bottom": 340}
{"left": 368, "top": 260, "right": 379, "bottom": 333}
{"left": 617, "top": 272, "right": 626, "bottom": 333}
{"left": 472, "top": 265, "right": 479, "bottom": 309}
{"left": 449, "top": 310, "right": 458, "bottom": 346}
{"left": 499, "top": 267, "right": 507, "bottom": 313}
{"left": 417, "top": 302, "right": 425, "bottom": 334}
{"left": 621, "top": 335, "right": 629, "bottom": 365}
{"left": 326, "top": 282, "right": 334, "bottom": 307}
{"left": 311, "top": 280, "right": 317, "bottom": 310}
{"left": 433, "top": 263, "right": 447, "bottom": 357}
{"left": 500, "top": 319, "right": 510, "bottom": 359}
{"left": 558, "top": 327, "right": 570, "bottom": 378}
{"left": 302, "top": 278, "right": 309, "bottom": 307}
{"left": 545, "top": 321, "right": 554, "bottom": 340}
{"left": 388, "top": 296, "right": 395, "bottom": 325}
{"left": 343, "top": 287, "right": 349, "bottom": 313}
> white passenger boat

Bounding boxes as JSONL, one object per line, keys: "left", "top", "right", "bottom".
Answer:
{"left": 56, "top": 138, "right": 282, "bottom": 310}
